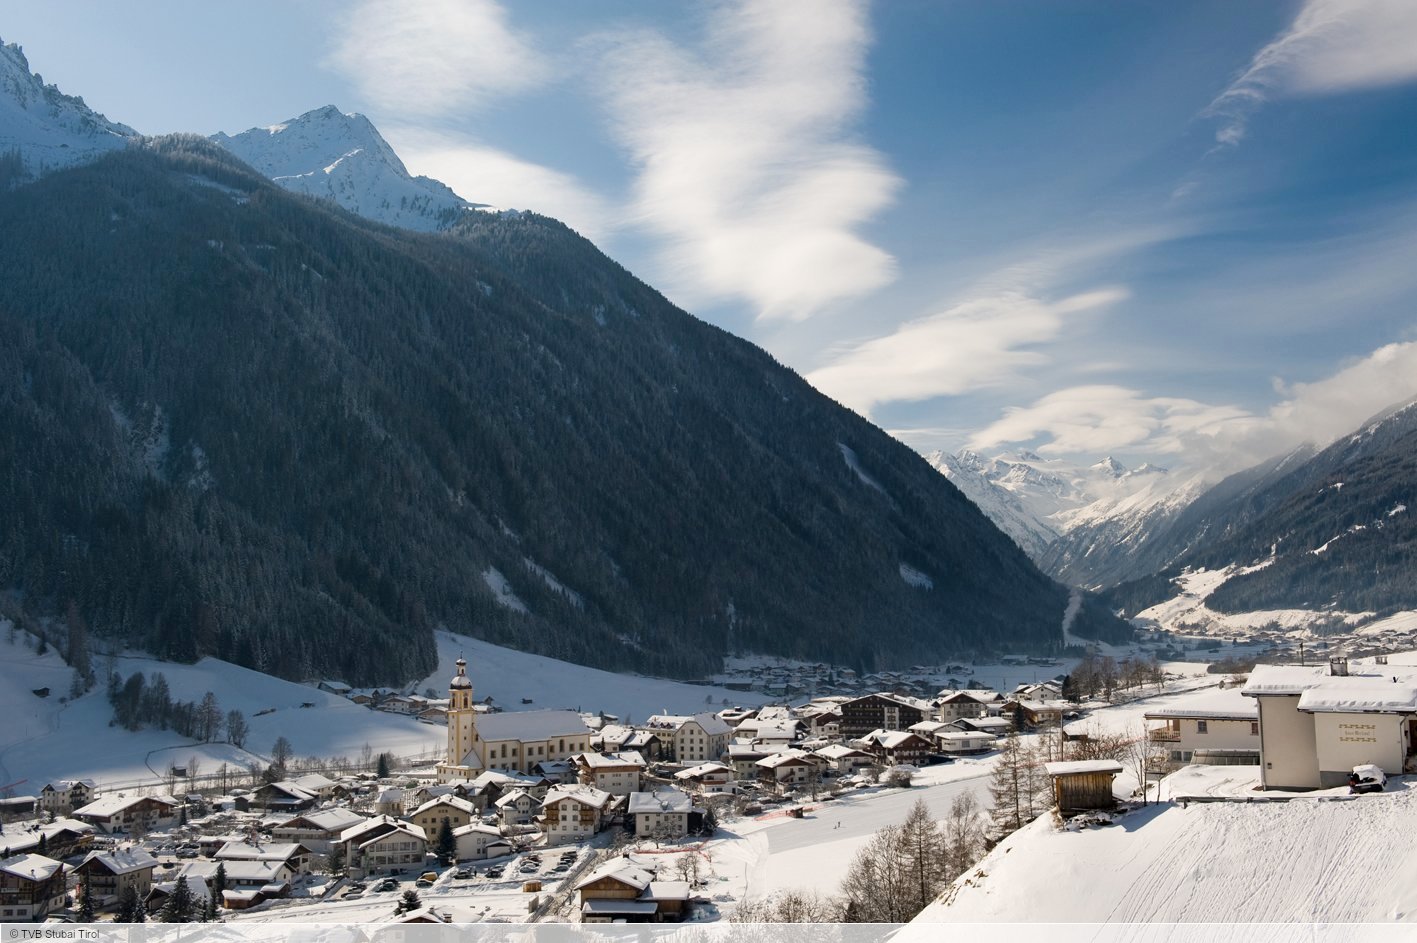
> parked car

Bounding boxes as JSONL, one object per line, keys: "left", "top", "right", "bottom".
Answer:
{"left": 375, "top": 879, "right": 400, "bottom": 892}
{"left": 415, "top": 878, "right": 434, "bottom": 888}
{"left": 1349, "top": 764, "right": 1387, "bottom": 794}
{"left": 453, "top": 869, "right": 472, "bottom": 879}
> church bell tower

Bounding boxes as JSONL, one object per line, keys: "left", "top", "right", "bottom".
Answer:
{"left": 446, "top": 656, "right": 478, "bottom": 775}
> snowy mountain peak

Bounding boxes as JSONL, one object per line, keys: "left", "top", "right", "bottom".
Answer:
{"left": 1092, "top": 456, "right": 1127, "bottom": 478}
{"left": 0, "top": 38, "right": 137, "bottom": 182}
{"left": 212, "top": 105, "right": 490, "bottom": 233}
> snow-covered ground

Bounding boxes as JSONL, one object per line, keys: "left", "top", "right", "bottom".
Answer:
{"left": 1135, "top": 567, "right": 1374, "bottom": 637}
{"left": 914, "top": 779, "right": 1417, "bottom": 924}
{"left": 0, "top": 627, "right": 443, "bottom": 791}
{"left": 419, "top": 630, "right": 775, "bottom": 722}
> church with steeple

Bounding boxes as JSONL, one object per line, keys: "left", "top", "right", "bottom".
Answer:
{"left": 436, "top": 655, "right": 594, "bottom": 783}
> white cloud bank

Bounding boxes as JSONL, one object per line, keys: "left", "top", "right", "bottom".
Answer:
{"left": 1206, "top": 0, "right": 1417, "bottom": 146}
{"left": 593, "top": 0, "right": 900, "bottom": 320}
{"left": 808, "top": 287, "right": 1129, "bottom": 417}
{"left": 327, "top": 0, "right": 550, "bottom": 118}
{"left": 383, "top": 127, "right": 612, "bottom": 242}
{"left": 969, "top": 340, "right": 1417, "bottom": 475}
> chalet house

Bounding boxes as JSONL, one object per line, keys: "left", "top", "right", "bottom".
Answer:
{"left": 536, "top": 759, "right": 578, "bottom": 783}
{"left": 937, "top": 731, "right": 998, "bottom": 755}
{"left": 406, "top": 795, "right": 479, "bottom": 834}
{"left": 1003, "top": 699, "right": 1067, "bottom": 730}
{"left": 857, "top": 729, "right": 933, "bottom": 767}
{"left": 252, "top": 780, "right": 319, "bottom": 812}
{"left": 494, "top": 789, "right": 541, "bottom": 828}
{"left": 755, "top": 750, "right": 821, "bottom": 792}
{"left": 74, "top": 847, "right": 157, "bottom": 909}
{"left": 540, "top": 784, "right": 614, "bottom": 846}
{"left": 575, "top": 861, "right": 690, "bottom": 923}
{"left": 0, "top": 853, "right": 66, "bottom": 922}
{"left": 811, "top": 744, "right": 876, "bottom": 775}
{"left": 317, "top": 680, "right": 352, "bottom": 696}
{"left": 642, "top": 713, "right": 733, "bottom": 764}
{"left": 593, "top": 725, "right": 663, "bottom": 761}
{"left": 215, "top": 840, "right": 312, "bottom": 879}
{"left": 288, "top": 773, "right": 338, "bottom": 800}
{"left": 0, "top": 796, "right": 35, "bottom": 822}
{"left": 935, "top": 691, "right": 996, "bottom": 724}
{"left": 38, "top": 779, "right": 96, "bottom": 815}
{"left": 1145, "top": 687, "right": 1260, "bottom": 767}
{"left": 375, "top": 788, "right": 407, "bottom": 816}
{"left": 672, "top": 762, "right": 737, "bottom": 794}
{"left": 1243, "top": 658, "right": 1417, "bottom": 789}
{"left": 909, "top": 720, "right": 952, "bottom": 740}
{"left": 73, "top": 794, "right": 179, "bottom": 835}
{"left": 726, "top": 742, "right": 780, "bottom": 780}
{"left": 149, "top": 873, "right": 215, "bottom": 913}
{"left": 1044, "top": 760, "right": 1123, "bottom": 813}
{"left": 573, "top": 751, "right": 648, "bottom": 796}
{"left": 950, "top": 715, "right": 1013, "bottom": 737}
{"left": 839, "top": 694, "right": 927, "bottom": 739}
{"left": 470, "top": 769, "right": 552, "bottom": 805}
{"left": 272, "top": 808, "right": 367, "bottom": 854}
{"left": 451, "top": 823, "right": 503, "bottom": 861}
{"left": 335, "top": 816, "right": 428, "bottom": 877}
{"left": 627, "top": 789, "right": 692, "bottom": 839}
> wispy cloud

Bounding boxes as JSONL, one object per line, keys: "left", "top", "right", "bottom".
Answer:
{"left": 967, "top": 340, "right": 1417, "bottom": 474}
{"left": 807, "top": 287, "right": 1130, "bottom": 417}
{"left": 1205, "top": 0, "right": 1417, "bottom": 147}
{"left": 327, "top": 0, "right": 550, "bottom": 119}
{"left": 591, "top": 0, "right": 900, "bottom": 320}
{"left": 383, "top": 127, "right": 612, "bottom": 242}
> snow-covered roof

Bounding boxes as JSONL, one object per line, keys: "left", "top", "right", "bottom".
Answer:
{"left": 756, "top": 750, "right": 813, "bottom": 769}
{"left": 648, "top": 880, "right": 691, "bottom": 901}
{"left": 73, "top": 794, "right": 177, "bottom": 818}
{"left": 409, "top": 795, "right": 477, "bottom": 817}
{"left": 278, "top": 808, "right": 365, "bottom": 833}
{"left": 290, "top": 773, "right": 337, "bottom": 793}
{"left": 1044, "top": 760, "right": 1123, "bottom": 776}
{"left": 475, "top": 709, "right": 590, "bottom": 742}
{"left": 452, "top": 822, "right": 501, "bottom": 838}
{"left": 82, "top": 846, "right": 157, "bottom": 876}
{"left": 627, "top": 789, "right": 692, "bottom": 815}
{"left": 493, "top": 789, "right": 538, "bottom": 808}
{"left": 543, "top": 784, "right": 613, "bottom": 809}
{"left": 1298, "top": 682, "right": 1417, "bottom": 714}
{"left": 674, "top": 762, "right": 734, "bottom": 780}
{"left": 0, "top": 853, "right": 63, "bottom": 882}
{"left": 644, "top": 712, "right": 733, "bottom": 736}
{"left": 1144, "top": 687, "right": 1259, "bottom": 721}
{"left": 215, "top": 841, "right": 306, "bottom": 863}
{"left": 939, "top": 731, "right": 995, "bottom": 742}
{"left": 575, "top": 750, "right": 647, "bottom": 769}
{"left": 813, "top": 744, "right": 873, "bottom": 760}
{"left": 860, "top": 729, "right": 927, "bottom": 749}
{"left": 576, "top": 860, "right": 652, "bottom": 892}
{"left": 1241, "top": 665, "right": 1333, "bottom": 696}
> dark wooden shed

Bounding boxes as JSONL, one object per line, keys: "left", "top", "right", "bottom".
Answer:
{"left": 1044, "top": 759, "right": 1124, "bottom": 813}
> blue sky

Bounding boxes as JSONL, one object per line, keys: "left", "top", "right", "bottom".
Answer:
{"left": 7, "top": 0, "right": 1417, "bottom": 476}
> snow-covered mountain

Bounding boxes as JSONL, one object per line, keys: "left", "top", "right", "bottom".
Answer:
{"left": 928, "top": 448, "right": 1209, "bottom": 585}
{"left": 0, "top": 39, "right": 137, "bottom": 181}
{"left": 212, "top": 105, "right": 489, "bottom": 232}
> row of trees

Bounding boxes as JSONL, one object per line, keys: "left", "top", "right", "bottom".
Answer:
{"left": 107, "top": 670, "right": 247, "bottom": 746}
{"left": 1063, "top": 652, "right": 1166, "bottom": 702}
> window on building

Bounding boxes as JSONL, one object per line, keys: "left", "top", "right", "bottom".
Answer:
{"left": 1196, "top": 720, "right": 1208, "bottom": 734}
{"left": 1251, "top": 722, "right": 1259, "bottom": 736}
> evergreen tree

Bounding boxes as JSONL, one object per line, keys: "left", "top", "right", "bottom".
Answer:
{"left": 326, "top": 844, "right": 345, "bottom": 877}
{"left": 376, "top": 752, "right": 391, "bottom": 779}
{"left": 201, "top": 894, "right": 217, "bottom": 922}
{"left": 78, "top": 869, "right": 97, "bottom": 922}
{"left": 988, "top": 731, "right": 1029, "bottom": 837}
{"left": 115, "top": 884, "right": 145, "bottom": 923}
{"left": 436, "top": 817, "right": 455, "bottom": 862}
{"left": 213, "top": 862, "right": 228, "bottom": 898}
{"left": 897, "top": 798, "right": 948, "bottom": 915}
{"left": 396, "top": 888, "right": 421, "bottom": 915}
{"left": 36, "top": 833, "right": 47, "bottom": 856}
{"left": 158, "top": 877, "right": 196, "bottom": 923}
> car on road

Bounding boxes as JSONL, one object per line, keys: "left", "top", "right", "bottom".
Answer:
{"left": 375, "top": 879, "right": 400, "bottom": 893}
{"left": 453, "top": 868, "right": 472, "bottom": 879}
{"left": 1349, "top": 764, "right": 1387, "bottom": 794}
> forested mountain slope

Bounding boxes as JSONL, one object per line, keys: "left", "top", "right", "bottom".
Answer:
{"left": 0, "top": 139, "right": 1127, "bottom": 684}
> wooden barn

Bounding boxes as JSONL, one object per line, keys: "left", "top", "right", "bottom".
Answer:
{"left": 1044, "top": 759, "right": 1124, "bottom": 813}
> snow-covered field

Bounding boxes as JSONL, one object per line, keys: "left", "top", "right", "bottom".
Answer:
{"left": 1136, "top": 567, "right": 1375, "bottom": 637}
{"left": 0, "top": 627, "right": 442, "bottom": 791}
{"left": 915, "top": 779, "right": 1417, "bottom": 924}
{"left": 419, "top": 630, "right": 775, "bottom": 722}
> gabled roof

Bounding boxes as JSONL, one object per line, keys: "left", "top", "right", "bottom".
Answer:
{"left": 289, "top": 773, "right": 337, "bottom": 793}
{"left": 542, "top": 784, "right": 613, "bottom": 810}
{"left": 475, "top": 709, "right": 591, "bottom": 742}
{"left": 575, "top": 860, "right": 652, "bottom": 892}
{"left": 644, "top": 712, "right": 732, "bottom": 736}
{"left": 812, "top": 744, "right": 873, "bottom": 760}
{"left": 0, "top": 853, "right": 63, "bottom": 882}
{"left": 574, "top": 750, "right": 647, "bottom": 770}
{"left": 626, "top": 789, "right": 692, "bottom": 815}
{"left": 452, "top": 823, "right": 501, "bottom": 839}
{"left": 859, "top": 729, "right": 929, "bottom": 750}
{"left": 674, "top": 762, "right": 734, "bottom": 780}
{"left": 73, "top": 793, "right": 178, "bottom": 818}
{"left": 756, "top": 750, "right": 813, "bottom": 769}
{"left": 409, "top": 795, "right": 478, "bottom": 817}
{"left": 277, "top": 808, "right": 366, "bottom": 833}
{"left": 338, "top": 814, "right": 425, "bottom": 844}
{"left": 80, "top": 847, "right": 157, "bottom": 876}
{"left": 215, "top": 841, "right": 307, "bottom": 863}
{"left": 494, "top": 788, "right": 539, "bottom": 809}
{"left": 1044, "top": 760, "right": 1123, "bottom": 776}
